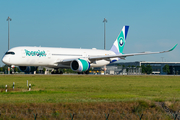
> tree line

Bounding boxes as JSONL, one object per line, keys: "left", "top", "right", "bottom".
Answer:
{"left": 0, "top": 64, "right": 171, "bottom": 74}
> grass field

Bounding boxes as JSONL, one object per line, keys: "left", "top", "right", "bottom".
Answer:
{"left": 0, "top": 75, "right": 180, "bottom": 119}
{"left": 0, "top": 75, "right": 180, "bottom": 103}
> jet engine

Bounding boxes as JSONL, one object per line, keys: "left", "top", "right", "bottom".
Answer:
{"left": 70, "top": 59, "right": 90, "bottom": 72}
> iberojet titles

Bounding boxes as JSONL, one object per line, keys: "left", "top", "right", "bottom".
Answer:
{"left": 24, "top": 49, "right": 46, "bottom": 57}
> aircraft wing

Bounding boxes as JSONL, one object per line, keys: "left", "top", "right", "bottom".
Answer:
{"left": 89, "top": 44, "right": 178, "bottom": 61}
{"left": 56, "top": 44, "right": 177, "bottom": 64}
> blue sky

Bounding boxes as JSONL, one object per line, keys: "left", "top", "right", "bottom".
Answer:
{"left": 0, "top": 0, "right": 180, "bottom": 66}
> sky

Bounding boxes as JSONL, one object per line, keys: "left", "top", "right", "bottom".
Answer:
{"left": 0, "top": 0, "right": 180, "bottom": 66}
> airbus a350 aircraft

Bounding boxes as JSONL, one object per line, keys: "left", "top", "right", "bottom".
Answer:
{"left": 2, "top": 26, "right": 177, "bottom": 74}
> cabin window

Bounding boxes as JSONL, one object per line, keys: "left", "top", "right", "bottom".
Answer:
{"left": 5, "top": 51, "right": 15, "bottom": 55}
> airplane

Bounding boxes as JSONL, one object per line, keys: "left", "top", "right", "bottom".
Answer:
{"left": 2, "top": 26, "right": 177, "bottom": 74}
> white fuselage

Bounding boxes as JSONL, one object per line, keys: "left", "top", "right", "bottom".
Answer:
{"left": 2, "top": 46, "right": 116, "bottom": 68}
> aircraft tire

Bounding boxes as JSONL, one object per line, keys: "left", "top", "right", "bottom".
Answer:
{"left": 85, "top": 71, "right": 89, "bottom": 74}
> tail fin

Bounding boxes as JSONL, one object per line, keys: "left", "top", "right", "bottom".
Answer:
{"left": 110, "top": 26, "right": 129, "bottom": 54}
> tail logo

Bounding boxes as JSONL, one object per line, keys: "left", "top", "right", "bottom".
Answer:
{"left": 119, "top": 37, "right": 124, "bottom": 47}
{"left": 110, "top": 26, "right": 129, "bottom": 54}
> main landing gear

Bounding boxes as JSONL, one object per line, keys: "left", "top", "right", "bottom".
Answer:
{"left": 51, "top": 69, "right": 63, "bottom": 74}
{"left": 77, "top": 71, "right": 89, "bottom": 74}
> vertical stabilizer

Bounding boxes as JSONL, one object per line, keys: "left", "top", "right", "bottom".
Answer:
{"left": 110, "top": 26, "right": 129, "bottom": 54}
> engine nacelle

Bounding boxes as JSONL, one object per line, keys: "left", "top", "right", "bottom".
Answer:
{"left": 70, "top": 59, "right": 90, "bottom": 72}
{"left": 19, "top": 66, "right": 37, "bottom": 73}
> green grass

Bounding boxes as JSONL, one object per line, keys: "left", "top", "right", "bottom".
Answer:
{"left": 0, "top": 75, "right": 180, "bottom": 103}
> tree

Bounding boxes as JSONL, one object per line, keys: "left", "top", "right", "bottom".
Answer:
{"left": 141, "top": 65, "right": 146, "bottom": 73}
{"left": 141, "top": 64, "right": 152, "bottom": 74}
{"left": 14, "top": 67, "right": 18, "bottom": 72}
{"left": 0, "top": 67, "right": 3, "bottom": 72}
{"left": 146, "top": 64, "right": 152, "bottom": 74}
{"left": 43, "top": 68, "right": 46, "bottom": 73}
{"left": 117, "top": 64, "right": 121, "bottom": 66}
{"left": 163, "top": 64, "right": 170, "bottom": 74}
{"left": 2, "top": 65, "right": 9, "bottom": 73}
{"left": 36, "top": 68, "right": 39, "bottom": 73}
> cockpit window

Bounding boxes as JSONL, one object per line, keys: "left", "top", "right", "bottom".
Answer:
{"left": 5, "top": 51, "right": 15, "bottom": 55}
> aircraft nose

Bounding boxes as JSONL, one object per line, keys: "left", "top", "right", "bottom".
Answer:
{"left": 2, "top": 56, "right": 10, "bottom": 65}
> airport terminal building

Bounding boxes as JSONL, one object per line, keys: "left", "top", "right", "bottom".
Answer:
{"left": 105, "top": 61, "right": 180, "bottom": 75}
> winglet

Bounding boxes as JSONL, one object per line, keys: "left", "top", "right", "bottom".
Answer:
{"left": 169, "top": 44, "right": 178, "bottom": 51}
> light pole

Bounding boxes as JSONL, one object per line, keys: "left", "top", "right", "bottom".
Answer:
{"left": 7, "top": 16, "right": 12, "bottom": 74}
{"left": 103, "top": 18, "right": 107, "bottom": 50}
{"left": 103, "top": 18, "right": 107, "bottom": 75}
{"left": 7, "top": 16, "right": 12, "bottom": 50}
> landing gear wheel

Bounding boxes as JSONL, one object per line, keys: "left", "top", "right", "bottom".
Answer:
{"left": 85, "top": 71, "right": 89, "bottom": 74}
{"left": 51, "top": 69, "right": 63, "bottom": 74}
